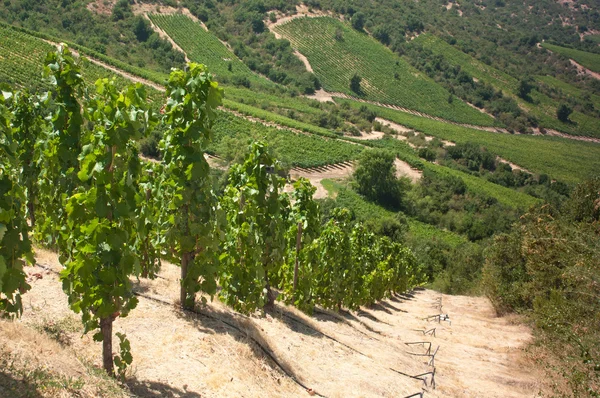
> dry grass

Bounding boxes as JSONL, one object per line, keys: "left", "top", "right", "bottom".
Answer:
{"left": 1, "top": 247, "right": 551, "bottom": 397}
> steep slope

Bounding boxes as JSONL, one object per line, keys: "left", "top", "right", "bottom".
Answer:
{"left": 411, "top": 34, "right": 600, "bottom": 139}
{"left": 2, "top": 248, "right": 550, "bottom": 397}
{"left": 272, "top": 17, "right": 497, "bottom": 127}
{"left": 148, "top": 14, "right": 277, "bottom": 90}
{"left": 542, "top": 43, "right": 600, "bottom": 74}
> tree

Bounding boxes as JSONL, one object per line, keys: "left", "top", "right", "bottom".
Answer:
{"left": 350, "top": 73, "right": 362, "bottom": 94}
{"left": 219, "top": 142, "right": 289, "bottom": 313}
{"left": 159, "top": 63, "right": 223, "bottom": 310}
{"left": 557, "top": 103, "right": 573, "bottom": 122}
{"left": 353, "top": 149, "right": 404, "bottom": 208}
{"left": 60, "top": 79, "right": 154, "bottom": 377}
{"left": 133, "top": 16, "right": 152, "bottom": 42}
{"left": 0, "top": 89, "right": 34, "bottom": 318}
{"left": 517, "top": 77, "right": 534, "bottom": 100}
{"left": 351, "top": 12, "right": 366, "bottom": 31}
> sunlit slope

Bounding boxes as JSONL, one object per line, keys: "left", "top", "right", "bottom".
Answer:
{"left": 0, "top": 24, "right": 164, "bottom": 107}
{"left": 148, "top": 14, "right": 275, "bottom": 89}
{"left": 0, "top": 25, "right": 53, "bottom": 87}
{"left": 536, "top": 75, "right": 600, "bottom": 110}
{"left": 412, "top": 34, "right": 600, "bottom": 138}
{"left": 273, "top": 17, "right": 496, "bottom": 127}
{"left": 343, "top": 99, "right": 600, "bottom": 185}
{"left": 542, "top": 43, "right": 600, "bottom": 73}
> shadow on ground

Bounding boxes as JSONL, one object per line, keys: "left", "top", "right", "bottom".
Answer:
{"left": 0, "top": 372, "right": 44, "bottom": 398}
{"left": 127, "top": 378, "right": 202, "bottom": 398}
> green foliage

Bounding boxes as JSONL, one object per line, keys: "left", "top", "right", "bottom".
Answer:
{"left": 36, "top": 45, "right": 84, "bottom": 249}
{"left": 482, "top": 186, "right": 600, "bottom": 395}
{"left": 351, "top": 12, "right": 366, "bottom": 31}
{"left": 0, "top": 90, "right": 34, "bottom": 318}
{"left": 113, "top": 332, "right": 132, "bottom": 382}
{"left": 517, "top": 77, "right": 535, "bottom": 100}
{"left": 160, "top": 63, "right": 223, "bottom": 309}
{"left": 59, "top": 78, "right": 154, "bottom": 377}
{"left": 7, "top": 90, "right": 45, "bottom": 227}
{"left": 557, "top": 102, "right": 573, "bottom": 122}
{"left": 349, "top": 73, "right": 362, "bottom": 95}
{"left": 542, "top": 43, "right": 600, "bottom": 74}
{"left": 273, "top": 17, "right": 496, "bottom": 126}
{"left": 280, "top": 178, "right": 321, "bottom": 311}
{"left": 219, "top": 142, "right": 289, "bottom": 312}
{"left": 343, "top": 99, "right": 600, "bottom": 184}
{"left": 353, "top": 149, "right": 405, "bottom": 209}
{"left": 307, "top": 209, "right": 421, "bottom": 311}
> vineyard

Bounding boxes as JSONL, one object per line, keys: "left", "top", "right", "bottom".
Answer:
{"left": 210, "top": 111, "right": 363, "bottom": 168}
{"left": 536, "top": 75, "right": 600, "bottom": 110}
{"left": 272, "top": 17, "right": 497, "bottom": 127}
{"left": 0, "top": 49, "right": 427, "bottom": 385}
{"left": 342, "top": 100, "right": 600, "bottom": 185}
{"left": 542, "top": 42, "right": 600, "bottom": 73}
{"left": 148, "top": 14, "right": 273, "bottom": 89}
{"left": 411, "top": 34, "right": 600, "bottom": 138}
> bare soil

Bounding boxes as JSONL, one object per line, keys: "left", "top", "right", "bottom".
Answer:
{"left": 394, "top": 158, "right": 423, "bottom": 182}
{"left": 86, "top": 0, "right": 117, "bottom": 16}
{"left": 288, "top": 162, "right": 355, "bottom": 199}
{"left": 569, "top": 59, "right": 600, "bottom": 80}
{"left": 2, "top": 249, "right": 550, "bottom": 397}
{"left": 294, "top": 50, "right": 314, "bottom": 73}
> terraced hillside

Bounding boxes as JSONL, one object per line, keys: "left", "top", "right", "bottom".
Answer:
{"left": 412, "top": 34, "right": 600, "bottom": 138}
{"left": 148, "top": 14, "right": 275, "bottom": 90}
{"left": 273, "top": 17, "right": 497, "bottom": 127}
{"left": 542, "top": 43, "right": 600, "bottom": 74}
{"left": 343, "top": 99, "right": 600, "bottom": 185}
{"left": 536, "top": 75, "right": 600, "bottom": 110}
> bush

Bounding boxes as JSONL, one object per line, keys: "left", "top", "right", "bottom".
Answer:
{"left": 556, "top": 102, "right": 573, "bottom": 122}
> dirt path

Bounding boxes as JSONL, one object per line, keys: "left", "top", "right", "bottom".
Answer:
{"left": 144, "top": 16, "right": 190, "bottom": 63}
{"left": 9, "top": 249, "right": 549, "bottom": 397}
{"left": 294, "top": 50, "right": 314, "bottom": 73}
{"left": 569, "top": 59, "right": 600, "bottom": 80}
{"left": 266, "top": 4, "right": 336, "bottom": 37}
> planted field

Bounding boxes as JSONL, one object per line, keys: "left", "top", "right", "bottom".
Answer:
{"left": 148, "top": 14, "right": 273, "bottom": 89}
{"left": 225, "top": 86, "right": 326, "bottom": 117}
{"left": 222, "top": 99, "right": 339, "bottom": 139}
{"left": 412, "top": 34, "right": 600, "bottom": 138}
{"left": 426, "top": 163, "right": 540, "bottom": 210}
{"left": 536, "top": 75, "right": 600, "bottom": 109}
{"left": 0, "top": 25, "right": 166, "bottom": 110}
{"left": 273, "top": 17, "right": 496, "bottom": 127}
{"left": 0, "top": 25, "right": 54, "bottom": 88}
{"left": 542, "top": 43, "right": 600, "bottom": 73}
{"left": 342, "top": 100, "right": 600, "bottom": 185}
{"left": 210, "top": 111, "right": 363, "bottom": 168}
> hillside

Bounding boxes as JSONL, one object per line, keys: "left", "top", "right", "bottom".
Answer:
{"left": 1, "top": 1, "right": 599, "bottom": 397}
{"left": 2, "top": 248, "right": 548, "bottom": 398}
{"left": 273, "top": 16, "right": 496, "bottom": 126}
